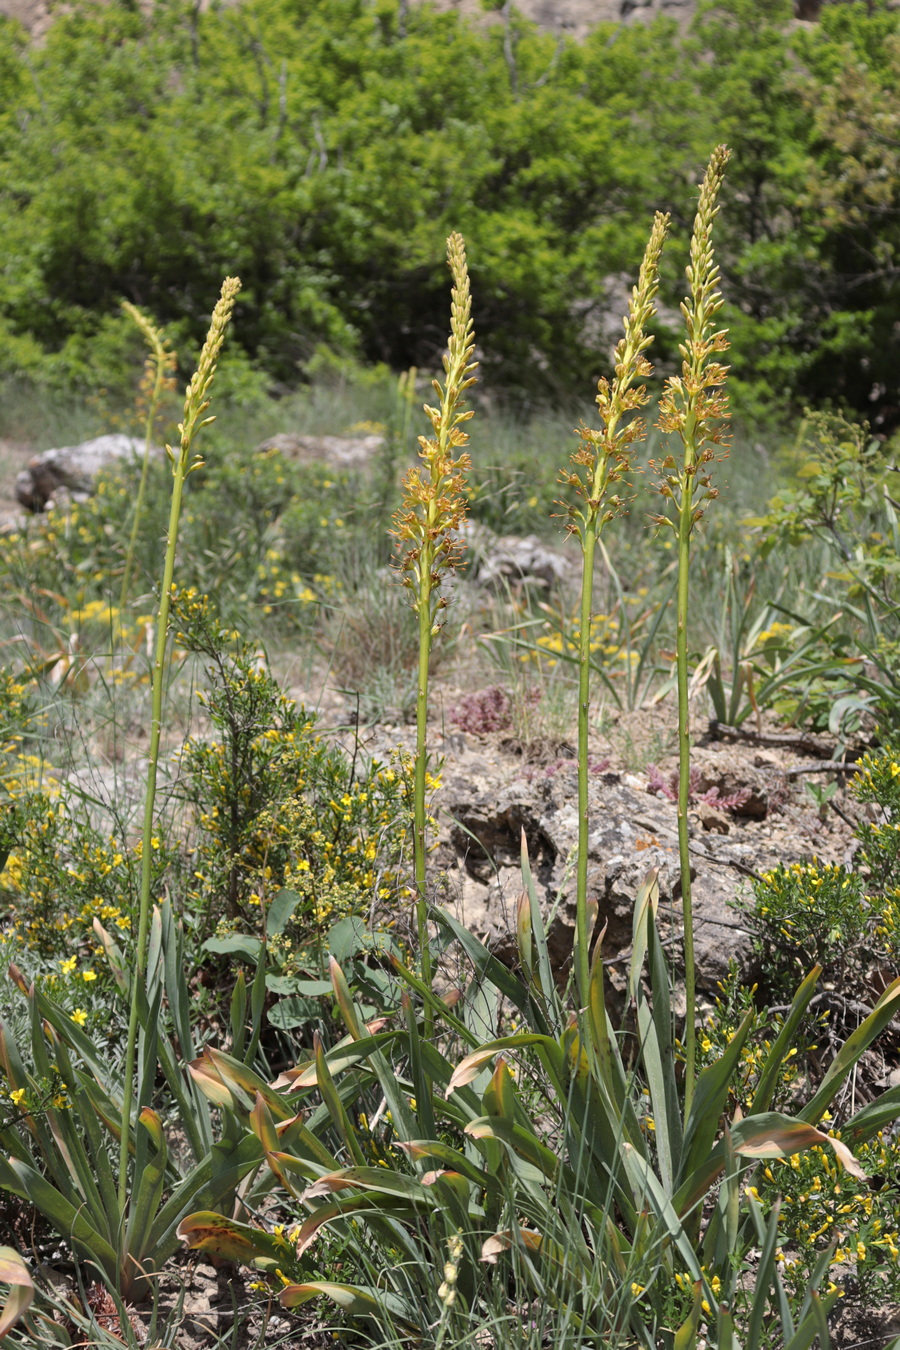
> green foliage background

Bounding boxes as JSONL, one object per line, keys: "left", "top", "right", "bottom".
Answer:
{"left": 0, "top": 0, "right": 898, "bottom": 418}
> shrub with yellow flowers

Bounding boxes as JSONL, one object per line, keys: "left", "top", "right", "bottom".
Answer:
{"left": 173, "top": 590, "right": 411, "bottom": 941}
{"left": 750, "top": 745, "right": 900, "bottom": 1000}
{"left": 757, "top": 1131, "right": 900, "bottom": 1308}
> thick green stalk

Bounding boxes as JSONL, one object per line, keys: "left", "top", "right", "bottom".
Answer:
{"left": 676, "top": 481, "right": 696, "bottom": 1117}
{"left": 393, "top": 233, "right": 476, "bottom": 1030}
{"left": 414, "top": 563, "right": 433, "bottom": 1008}
{"left": 117, "top": 278, "right": 240, "bottom": 1210}
{"left": 567, "top": 210, "right": 668, "bottom": 1016}
{"left": 656, "top": 145, "right": 730, "bottom": 1122}
{"left": 575, "top": 527, "right": 597, "bottom": 1008}
{"left": 117, "top": 469, "right": 186, "bottom": 1204}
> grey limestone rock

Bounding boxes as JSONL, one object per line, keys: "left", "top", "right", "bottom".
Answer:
{"left": 255, "top": 432, "right": 385, "bottom": 471}
{"left": 15, "top": 434, "right": 150, "bottom": 512}
{"left": 441, "top": 766, "right": 801, "bottom": 993}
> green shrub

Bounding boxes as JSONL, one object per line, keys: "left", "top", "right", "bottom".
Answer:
{"left": 750, "top": 746, "right": 900, "bottom": 1000}
{"left": 173, "top": 590, "right": 411, "bottom": 940}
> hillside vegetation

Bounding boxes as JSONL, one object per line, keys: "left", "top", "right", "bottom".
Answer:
{"left": 0, "top": 0, "right": 898, "bottom": 420}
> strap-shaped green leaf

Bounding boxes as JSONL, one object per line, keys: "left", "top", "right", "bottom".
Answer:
{"left": 0, "top": 1246, "right": 34, "bottom": 1337}
{"left": 125, "top": 1108, "right": 168, "bottom": 1263}
{"left": 280, "top": 1279, "right": 420, "bottom": 1332}
{"left": 680, "top": 1010, "right": 753, "bottom": 1183}
{"left": 315, "top": 1034, "right": 367, "bottom": 1167}
{"left": 750, "top": 966, "right": 821, "bottom": 1117}
{"left": 801, "top": 977, "right": 900, "bottom": 1124}
{"left": 0, "top": 1154, "right": 118, "bottom": 1278}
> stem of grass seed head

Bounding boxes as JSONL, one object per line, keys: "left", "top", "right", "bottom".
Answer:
{"left": 676, "top": 470, "right": 695, "bottom": 1110}
{"left": 117, "top": 278, "right": 241, "bottom": 1210}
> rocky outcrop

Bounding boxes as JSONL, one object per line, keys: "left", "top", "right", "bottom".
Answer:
{"left": 440, "top": 769, "right": 761, "bottom": 992}
{"left": 428, "top": 735, "right": 847, "bottom": 999}
{"left": 255, "top": 432, "right": 385, "bottom": 471}
{"left": 465, "top": 521, "right": 576, "bottom": 593}
{"left": 15, "top": 434, "right": 151, "bottom": 512}
{"left": 421, "top": 0, "right": 891, "bottom": 41}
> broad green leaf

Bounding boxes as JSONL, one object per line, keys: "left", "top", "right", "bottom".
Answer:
{"left": 330, "top": 957, "right": 363, "bottom": 1040}
{"left": 448, "top": 1034, "right": 560, "bottom": 1095}
{"left": 328, "top": 916, "right": 367, "bottom": 963}
{"left": 620, "top": 1144, "right": 703, "bottom": 1282}
{"left": 681, "top": 1010, "right": 753, "bottom": 1182}
{"left": 0, "top": 1246, "right": 34, "bottom": 1337}
{"left": 302, "top": 1166, "right": 437, "bottom": 1207}
{"left": 280, "top": 1280, "right": 418, "bottom": 1330}
{"left": 431, "top": 905, "right": 550, "bottom": 1034}
{"left": 202, "top": 935, "right": 262, "bottom": 961}
{"left": 125, "top": 1108, "right": 168, "bottom": 1263}
{"left": 731, "top": 1112, "right": 865, "bottom": 1178}
{"left": 744, "top": 1196, "right": 782, "bottom": 1350}
{"left": 394, "top": 1139, "right": 502, "bottom": 1194}
{"left": 464, "top": 1116, "right": 559, "bottom": 1181}
{"left": 750, "top": 966, "right": 821, "bottom": 1116}
{"left": 842, "top": 1084, "right": 900, "bottom": 1145}
{"left": 801, "top": 977, "right": 900, "bottom": 1125}
{"left": 178, "top": 1211, "right": 287, "bottom": 1268}
{"left": 0, "top": 1155, "right": 118, "bottom": 1277}
{"left": 267, "top": 888, "right": 303, "bottom": 938}
{"left": 92, "top": 918, "right": 129, "bottom": 994}
{"left": 314, "top": 1034, "right": 367, "bottom": 1167}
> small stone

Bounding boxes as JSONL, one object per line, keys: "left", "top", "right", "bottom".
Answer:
{"left": 697, "top": 802, "right": 730, "bottom": 834}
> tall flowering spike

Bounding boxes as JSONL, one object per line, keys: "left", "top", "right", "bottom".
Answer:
{"left": 177, "top": 276, "right": 242, "bottom": 470}
{"left": 120, "top": 274, "right": 240, "bottom": 1211}
{"left": 392, "top": 233, "right": 477, "bottom": 630}
{"left": 119, "top": 302, "right": 178, "bottom": 615}
{"left": 392, "top": 233, "right": 477, "bottom": 1025}
{"left": 565, "top": 211, "right": 669, "bottom": 542}
{"left": 655, "top": 144, "right": 731, "bottom": 529}
{"left": 564, "top": 210, "right": 668, "bottom": 1013}
{"left": 653, "top": 144, "right": 731, "bottom": 1123}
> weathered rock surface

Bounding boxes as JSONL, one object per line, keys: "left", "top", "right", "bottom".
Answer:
{"left": 15, "top": 434, "right": 151, "bottom": 511}
{"left": 419, "top": 725, "right": 856, "bottom": 998}
{"left": 256, "top": 432, "right": 385, "bottom": 471}
{"left": 440, "top": 769, "right": 762, "bottom": 990}
{"left": 466, "top": 521, "right": 576, "bottom": 592}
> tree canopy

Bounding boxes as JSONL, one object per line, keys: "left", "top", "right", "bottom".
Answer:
{"left": 0, "top": 0, "right": 897, "bottom": 420}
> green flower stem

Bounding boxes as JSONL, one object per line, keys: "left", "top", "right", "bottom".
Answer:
{"left": 415, "top": 568, "right": 434, "bottom": 1014}
{"left": 567, "top": 211, "right": 668, "bottom": 1016}
{"left": 118, "top": 278, "right": 240, "bottom": 1209}
{"left": 655, "top": 146, "right": 730, "bottom": 1121}
{"left": 575, "top": 525, "right": 597, "bottom": 1010}
{"left": 393, "top": 234, "right": 476, "bottom": 1035}
{"left": 676, "top": 480, "right": 696, "bottom": 1115}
